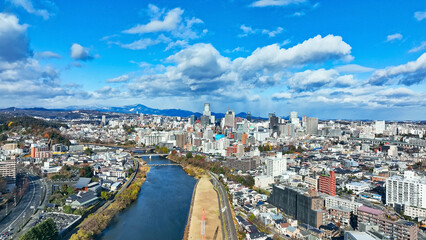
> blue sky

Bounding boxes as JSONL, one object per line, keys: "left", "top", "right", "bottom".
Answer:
{"left": 0, "top": 0, "right": 425, "bottom": 120}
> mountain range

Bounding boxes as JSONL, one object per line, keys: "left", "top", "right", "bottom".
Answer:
{"left": 0, "top": 104, "right": 266, "bottom": 120}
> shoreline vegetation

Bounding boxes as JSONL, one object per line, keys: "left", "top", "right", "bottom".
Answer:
{"left": 167, "top": 152, "right": 255, "bottom": 187}
{"left": 69, "top": 159, "right": 150, "bottom": 240}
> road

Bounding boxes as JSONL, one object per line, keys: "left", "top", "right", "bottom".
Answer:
{"left": 210, "top": 172, "right": 237, "bottom": 240}
{"left": 0, "top": 175, "right": 43, "bottom": 238}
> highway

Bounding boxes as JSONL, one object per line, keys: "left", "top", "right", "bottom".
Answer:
{"left": 0, "top": 175, "right": 43, "bottom": 238}
{"left": 210, "top": 172, "right": 237, "bottom": 240}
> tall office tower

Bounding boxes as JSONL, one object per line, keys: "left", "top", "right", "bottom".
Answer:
{"left": 269, "top": 113, "right": 279, "bottom": 134}
{"left": 201, "top": 103, "right": 215, "bottom": 126}
{"left": 190, "top": 115, "right": 196, "bottom": 125}
{"left": 386, "top": 171, "right": 426, "bottom": 209}
{"left": 306, "top": 117, "right": 319, "bottom": 135}
{"left": 375, "top": 120, "right": 386, "bottom": 134}
{"left": 290, "top": 111, "right": 299, "bottom": 125}
{"left": 283, "top": 123, "right": 295, "bottom": 137}
{"left": 224, "top": 109, "right": 235, "bottom": 128}
{"left": 246, "top": 112, "right": 252, "bottom": 122}
{"left": 102, "top": 115, "right": 106, "bottom": 125}
{"left": 318, "top": 171, "right": 336, "bottom": 196}
{"left": 203, "top": 103, "right": 211, "bottom": 116}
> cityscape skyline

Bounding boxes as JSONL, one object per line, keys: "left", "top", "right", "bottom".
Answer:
{"left": 0, "top": 0, "right": 425, "bottom": 120}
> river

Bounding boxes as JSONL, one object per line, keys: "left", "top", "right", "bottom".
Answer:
{"left": 99, "top": 156, "right": 196, "bottom": 240}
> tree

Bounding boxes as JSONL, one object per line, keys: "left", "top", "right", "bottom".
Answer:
{"left": 20, "top": 218, "right": 59, "bottom": 240}
{"left": 100, "top": 191, "right": 111, "bottom": 201}
{"left": 63, "top": 205, "right": 74, "bottom": 214}
{"left": 84, "top": 148, "right": 93, "bottom": 156}
{"left": 186, "top": 152, "right": 193, "bottom": 158}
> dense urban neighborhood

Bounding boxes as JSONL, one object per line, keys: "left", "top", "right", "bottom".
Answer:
{"left": 0, "top": 104, "right": 424, "bottom": 239}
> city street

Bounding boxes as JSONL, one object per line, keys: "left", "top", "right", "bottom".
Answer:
{"left": 210, "top": 172, "right": 237, "bottom": 240}
{"left": 0, "top": 175, "right": 43, "bottom": 238}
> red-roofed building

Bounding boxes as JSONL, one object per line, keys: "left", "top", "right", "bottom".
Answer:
{"left": 318, "top": 171, "right": 336, "bottom": 196}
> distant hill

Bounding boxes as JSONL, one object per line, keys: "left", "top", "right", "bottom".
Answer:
{"left": 0, "top": 104, "right": 267, "bottom": 120}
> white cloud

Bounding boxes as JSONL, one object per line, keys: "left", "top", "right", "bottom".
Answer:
{"left": 292, "top": 12, "right": 305, "bottom": 17}
{"left": 272, "top": 92, "right": 292, "bottom": 100}
{"left": 121, "top": 5, "right": 204, "bottom": 49}
{"left": 408, "top": 41, "right": 426, "bottom": 53}
{"left": 70, "top": 43, "right": 94, "bottom": 61}
{"left": 106, "top": 74, "right": 129, "bottom": 83}
{"left": 34, "top": 51, "right": 61, "bottom": 59}
{"left": 368, "top": 53, "right": 426, "bottom": 86}
{"left": 127, "top": 34, "right": 353, "bottom": 100}
{"left": 238, "top": 25, "right": 256, "bottom": 37}
{"left": 238, "top": 25, "right": 283, "bottom": 38}
{"left": 386, "top": 33, "right": 403, "bottom": 42}
{"left": 9, "top": 0, "right": 50, "bottom": 20}
{"left": 239, "top": 34, "right": 352, "bottom": 72}
{"left": 120, "top": 35, "right": 171, "bottom": 50}
{"left": 335, "top": 64, "right": 374, "bottom": 73}
{"left": 0, "top": 13, "right": 31, "bottom": 62}
{"left": 124, "top": 7, "right": 183, "bottom": 34}
{"left": 261, "top": 27, "right": 283, "bottom": 37}
{"left": 165, "top": 40, "right": 188, "bottom": 51}
{"left": 288, "top": 68, "right": 356, "bottom": 92}
{"left": 250, "top": 0, "right": 306, "bottom": 7}
{"left": 414, "top": 11, "right": 426, "bottom": 21}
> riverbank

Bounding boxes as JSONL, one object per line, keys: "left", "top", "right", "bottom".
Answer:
{"left": 167, "top": 154, "right": 207, "bottom": 179}
{"left": 69, "top": 159, "right": 150, "bottom": 240}
{"left": 186, "top": 176, "right": 222, "bottom": 240}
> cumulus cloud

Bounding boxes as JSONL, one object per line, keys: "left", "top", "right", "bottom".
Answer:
{"left": 239, "top": 34, "right": 352, "bottom": 72}
{"left": 386, "top": 33, "right": 403, "bottom": 42}
{"left": 70, "top": 43, "right": 94, "bottom": 61}
{"left": 368, "top": 53, "right": 426, "bottom": 86}
{"left": 250, "top": 0, "right": 306, "bottom": 7}
{"left": 127, "top": 34, "right": 353, "bottom": 101}
{"left": 0, "top": 13, "right": 31, "bottom": 62}
{"left": 408, "top": 41, "right": 426, "bottom": 53}
{"left": 9, "top": 0, "right": 50, "bottom": 20}
{"left": 106, "top": 74, "right": 129, "bottom": 83}
{"left": 165, "top": 40, "right": 188, "bottom": 51}
{"left": 124, "top": 7, "right": 183, "bottom": 34}
{"left": 287, "top": 68, "right": 356, "bottom": 92}
{"left": 414, "top": 11, "right": 426, "bottom": 21}
{"left": 272, "top": 92, "right": 292, "bottom": 100}
{"left": 34, "top": 51, "right": 61, "bottom": 59}
{"left": 123, "top": 5, "right": 203, "bottom": 41}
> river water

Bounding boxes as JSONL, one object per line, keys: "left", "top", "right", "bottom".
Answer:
{"left": 99, "top": 156, "right": 196, "bottom": 240}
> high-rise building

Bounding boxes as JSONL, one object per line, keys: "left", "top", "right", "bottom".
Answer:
{"left": 267, "top": 153, "right": 287, "bottom": 177}
{"left": 203, "top": 103, "right": 211, "bottom": 116}
{"left": 190, "top": 115, "right": 196, "bottom": 125}
{"left": 102, "top": 115, "right": 106, "bottom": 125}
{"left": 375, "top": 120, "right": 385, "bottom": 134}
{"left": 318, "top": 171, "right": 336, "bottom": 196}
{"left": 224, "top": 109, "right": 235, "bottom": 129}
{"left": 269, "top": 113, "right": 279, "bottom": 134}
{"left": 290, "top": 111, "right": 299, "bottom": 126}
{"left": 306, "top": 117, "right": 318, "bottom": 135}
{"left": 386, "top": 171, "right": 426, "bottom": 209}
{"left": 269, "top": 186, "right": 327, "bottom": 228}
{"left": 246, "top": 112, "right": 252, "bottom": 122}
